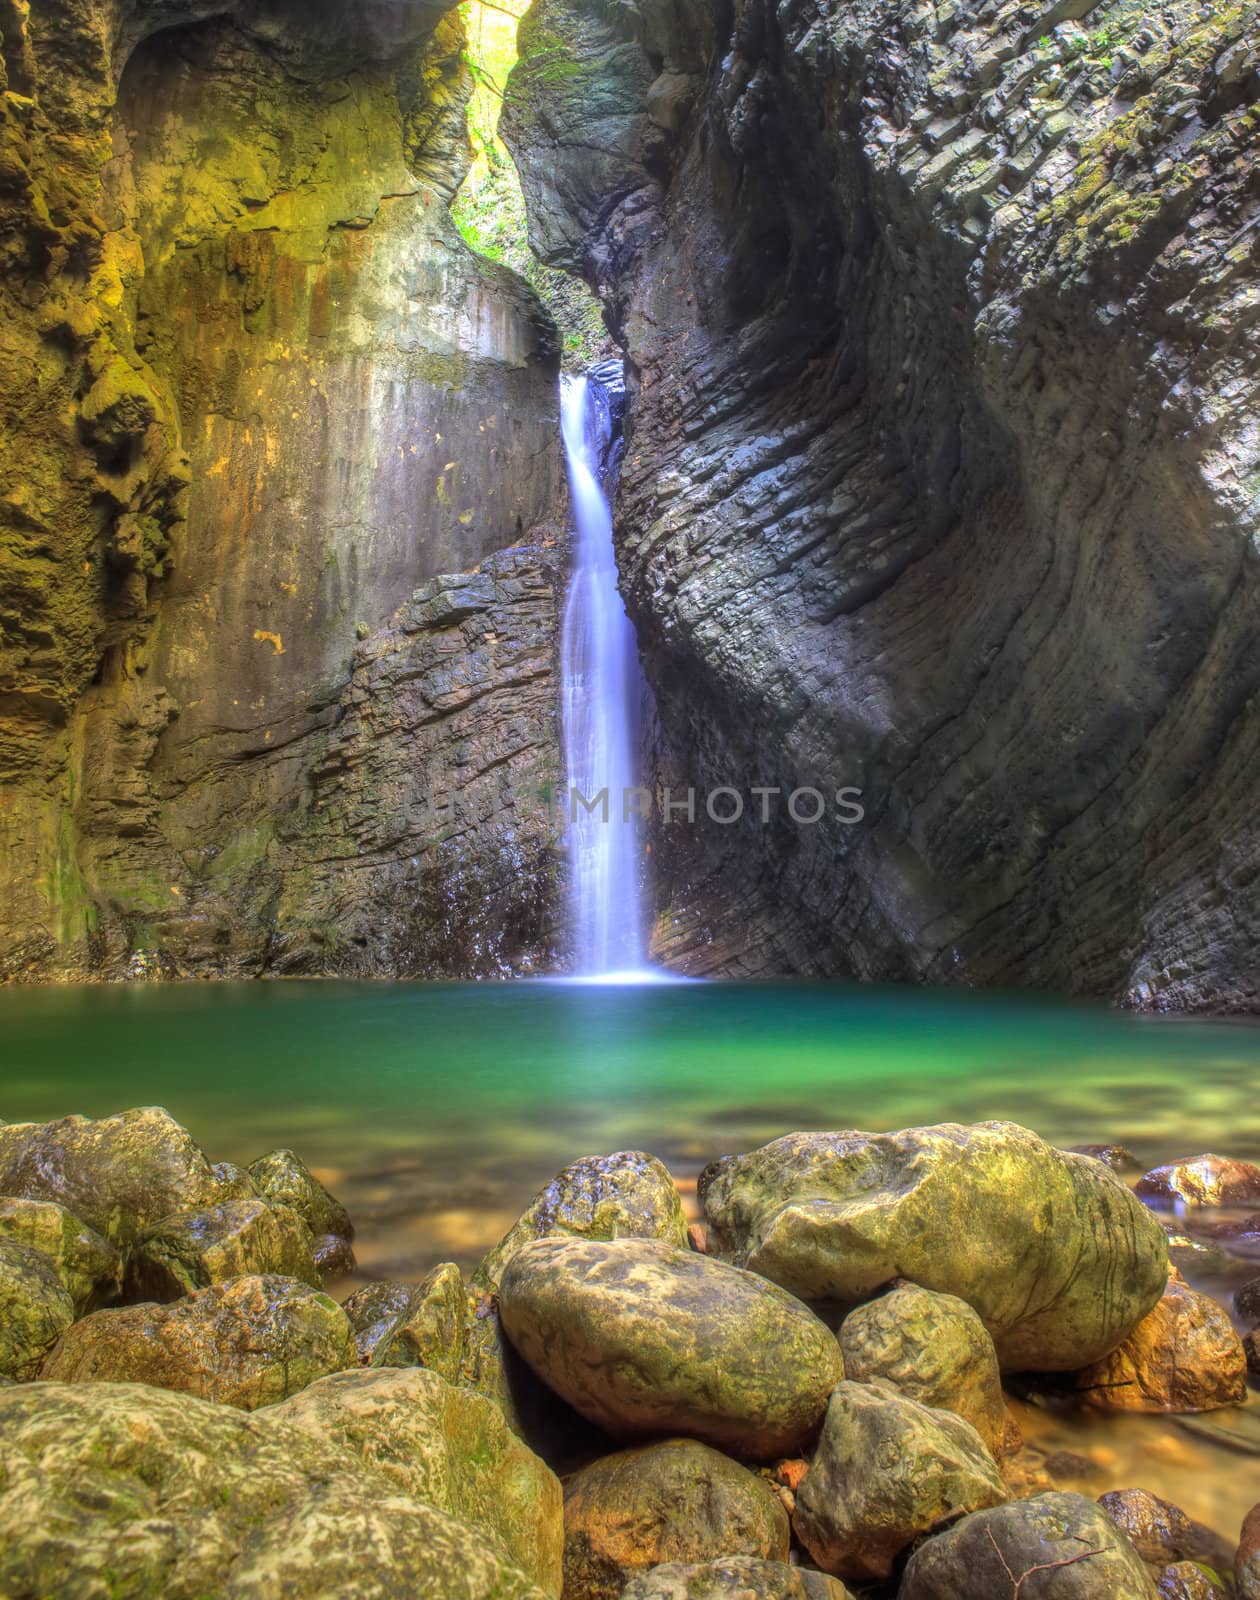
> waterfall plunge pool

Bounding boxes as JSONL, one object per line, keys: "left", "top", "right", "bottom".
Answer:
{"left": 4, "top": 975, "right": 1260, "bottom": 1531}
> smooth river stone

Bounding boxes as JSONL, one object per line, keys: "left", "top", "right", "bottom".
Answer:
{"left": 621, "top": 1558, "right": 850, "bottom": 1600}
{"left": 1072, "top": 1275, "right": 1247, "bottom": 1413}
{"left": 42, "top": 1273, "right": 354, "bottom": 1408}
{"left": 701, "top": 1121, "right": 1168, "bottom": 1370}
{"left": 497, "top": 1237, "right": 843, "bottom": 1459}
{"left": 900, "top": 1493, "right": 1158, "bottom": 1600}
{"left": 792, "top": 1380, "right": 1006, "bottom": 1583}
{"left": 562, "top": 1440, "right": 789, "bottom": 1600}
{"left": 1135, "top": 1156, "right": 1260, "bottom": 1208}
{"left": 838, "top": 1282, "right": 1017, "bottom": 1457}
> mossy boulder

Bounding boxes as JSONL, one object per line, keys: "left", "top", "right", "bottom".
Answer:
{"left": 126, "top": 1199, "right": 321, "bottom": 1301}
{"left": 899, "top": 1492, "right": 1159, "bottom": 1599}
{"left": 78, "top": 354, "right": 159, "bottom": 452}
{"left": 622, "top": 1559, "right": 850, "bottom": 1599}
{"left": 344, "top": 1262, "right": 465, "bottom": 1379}
{"left": 701, "top": 1122, "right": 1168, "bottom": 1370}
{"left": 0, "top": 1239, "right": 75, "bottom": 1380}
{"left": 793, "top": 1380, "right": 1006, "bottom": 1583}
{"left": 0, "top": 1380, "right": 549, "bottom": 1598}
{"left": 0, "top": 1109, "right": 233, "bottom": 1247}
{"left": 498, "top": 1237, "right": 842, "bottom": 1459}
{"left": 247, "top": 1148, "right": 354, "bottom": 1275}
{"left": 562, "top": 1440, "right": 789, "bottom": 1600}
{"left": 0, "top": 1196, "right": 122, "bottom": 1311}
{"left": 471, "top": 1150, "right": 689, "bottom": 1295}
{"left": 42, "top": 1273, "right": 354, "bottom": 1408}
{"left": 268, "top": 1367, "right": 562, "bottom": 1594}
{"left": 839, "top": 1283, "right": 1017, "bottom": 1457}
{"left": 1072, "top": 1276, "right": 1247, "bottom": 1413}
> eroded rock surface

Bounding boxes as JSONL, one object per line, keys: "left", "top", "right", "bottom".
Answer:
{"left": 0, "top": 1196, "right": 122, "bottom": 1311}
{"left": 0, "top": 1239, "right": 75, "bottom": 1380}
{"left": 345, "top": 1263, "right": 466, "bottom": 1379}
{"left": 127, "top": 1199, "right": 320, "bottom": 1300}
{"left": 502, "top": 0, "right": 1260, "bottom": 1005}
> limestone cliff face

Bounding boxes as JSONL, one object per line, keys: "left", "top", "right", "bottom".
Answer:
{"left": 1, "top": 0, "right": 566, "bottom": 977}
{"left": 504, "top": 0, "right": 1260, "bottom": 1007}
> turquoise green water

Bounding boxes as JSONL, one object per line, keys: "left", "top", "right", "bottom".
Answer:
{"left": 3, "top": 977, "right": 1260, "bottom": 1529}
{"left": 3, "top": 978, "right": 1260, "bottom": 1277}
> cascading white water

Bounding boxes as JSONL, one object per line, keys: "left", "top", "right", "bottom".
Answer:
{"left": 560, "top": 372, "right": 651, "bottom": 979}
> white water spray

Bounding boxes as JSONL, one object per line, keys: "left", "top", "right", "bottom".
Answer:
{"left": 559, "top": 373, "right": 652, "bottom": 980}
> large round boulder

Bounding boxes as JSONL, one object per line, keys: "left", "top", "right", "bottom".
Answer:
{"left": 0, "top": 1196, "right": 122, "bottom": 1312}
{"left": 267, "top": 1367, "right": 562, "bottom": 1594}
{"left": 792, "top": 1380, "right": 1005, "bottom": 1583}
{"left": 498, "top": 1237, "right": 842, "bottom": 1458}
{"left": 345, "top": 1262, "right": 466, "bottom": 1379}
{"left": 42, "top": 1273, "right": 353, "bottom": 1407}
{"left": 0, "top": 1239, "right": 75, "bottom": 1380}
{"left": 838, "top": 1283, "right": 1016, "bottom": 1456}
{"left": 561, "top": 1440, "right": 789, "bottom": 1600}
{"left": 0, "top": 1380, "right": 548, "bottom": 1599}
{"left": 700, "top": 1122, "right": 1168, "bottom": 1370}
{"left": 0, "top": 1109, "right": 234, "bottom": 1247}
{"left": 899, "top": 1492, "right": 1158, "bottom": 1599}
{"left": 1072, "top": 1276, "right": 1247, "bottom": 1413}
{"left": 126, "top": 1200, "right": 320, "bottom": 1301}
{"left": 622, "top": 1558, "right": 850, "bottom": 1599}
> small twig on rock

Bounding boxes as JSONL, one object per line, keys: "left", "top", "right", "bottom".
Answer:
{"left": 986, "top": 1528, "right": 1104, "bottom": 1597}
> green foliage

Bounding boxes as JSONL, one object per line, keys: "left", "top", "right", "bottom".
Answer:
{"left": 452, "top": 1, "right": 611, "bottom": 371}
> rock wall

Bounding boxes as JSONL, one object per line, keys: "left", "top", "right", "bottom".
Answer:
{"left": 503, "top": 0, "right": 1260, "bottom": 1007}
{"left": 1, "top": 0, "right": 567, "bottom": 977}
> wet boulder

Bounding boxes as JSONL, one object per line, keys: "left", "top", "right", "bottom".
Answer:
{"left": 0, "top": 1380, "right": 548, "bottom": 1599}
{"left": 0, "top": 1196, "right": 122, "bottom": 1311}
{"left": 42, "top": 1273, "right": 354, "bottom": 1408}
{"left": 126, "top": 1199, "right": 320, "bottom": 1300}
{"left": 1155, "top": 1562, "right": 1229, "bottom": 1598}
{"left": 0, "top": 1239, "right": 75, "bottom": 1380}
{"left": 345, "top": 1262, "right": 465, "bottom": 1379}
{"left": 1135, "top": 1156, "right": 1260, "bottom": 1208}
{"left": 1072, "top": 1276, "right": 1247, "bottom": 1413}
{"left": 621, "top": 1558, "right": 850, "bottom": 1599}
{"left": 701, "top": 1122, "right": 1169, "bottom": 1370}
{"left": 498, "top": 1237, "right": 842, "bottom": 1459}
{"left": 1099, "top": 1488, "right": 1236, "bottom": 1573}
{"left": 1066, "top": 1144, "right": 1144, "bottom": 1173}
{"left": 0, "top": 1108, "right": 233, "bottom": 1247}
{"left": 1239, "top": 1504, "right": 1260, "bottom": 1600}
{"left": 246, "top": 1148, "right": 354, "bottom": 1276}
{"left": 838, "top": 1282, "right": 1017, "bottom": 1457}
{"left": 471, "top": 1150, "right": 689, "bottom": 1295}
{"left": 1236, "top": 1276, "right": 1260, "bottom": 1323}
{"left": 900, "top": 1492, "right": 1158, "bottom": 1599}
{"left": 792, "top": 1380, "right": 1005, "bottom": 1583}
{"left": 561, "top": 1439, "right": 788, "bottom": 1600}
{"left": 267, "top": 1367, "right": 562, "bottom": 1594}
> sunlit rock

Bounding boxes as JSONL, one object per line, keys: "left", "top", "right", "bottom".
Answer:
{"left": 0, "top": 1196, "right": 122, "bottom": 1312}
{"left": 126, "top": 1199, "right": 320, "bottom": 1301}
{"left": 344, "top": 1263, "right": 466, "bottom": 1380}
{"left": 0, "top": 1240, "right": 75, "bottom": 1381}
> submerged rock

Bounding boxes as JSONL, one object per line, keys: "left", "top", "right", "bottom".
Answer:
{"left": 792, "top": 1380, "right": 1005, "bottom": 1583}
{"left": 701, "top": 1123, "right": 1167, "bottom": 1370}
{"left": 345, "top": 1263, "right": 466, "bottom": 1379}
{"left": 0, "top": 1196, "right": 122, "bottom": 1311}
{"left": 900, "top": 1492, "right": 1158, "bottom": 1599}
{"left": 838, "top": 1283, "right": 1017, "bottom": 1457}
{"left": 498, "top": 1237, "right": 842, "bottom": 1458}
{"left": 42, "top": 1273, "right": 354, "bottom": 1408}
{"left": 267, "top": 1368, "right": 562, "bottom": 1595}
{"left": 0, "top": 1380, "right": 548, "bottom": 1599}
{"left": 1136, "top": 1157, "right": 1260, "bottom": 1208}
{"left": 1238, "top": 1504, "right": 1260, "bottom": 1600}
{"left": 0, "top": 1239, "right": 75, "bottom": 1380}
{"left": 561, "top": 1440, "right": 789, "bottom": 1600}
{"left": 246, "top": 1150, "right": 355, "bottom": 1276}
{"left": 471, "top": 1151, "right": 689, "bottom": 1295}
{"left": 127, "top": 1199, "right": 320, "bottom": 1300}
{"left": 1072, "top": 1276, "right": 1247, "bottom": 1413}
{"left": 621, "top": 1558, "right": 850, "bottom": 1599}
{"left": 0, "top": 1109, "right": 233, "bottom": 1246}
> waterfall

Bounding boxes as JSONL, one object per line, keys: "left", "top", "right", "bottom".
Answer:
{"left": 559, "top": 370, "right": 651, "bottom": 979}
